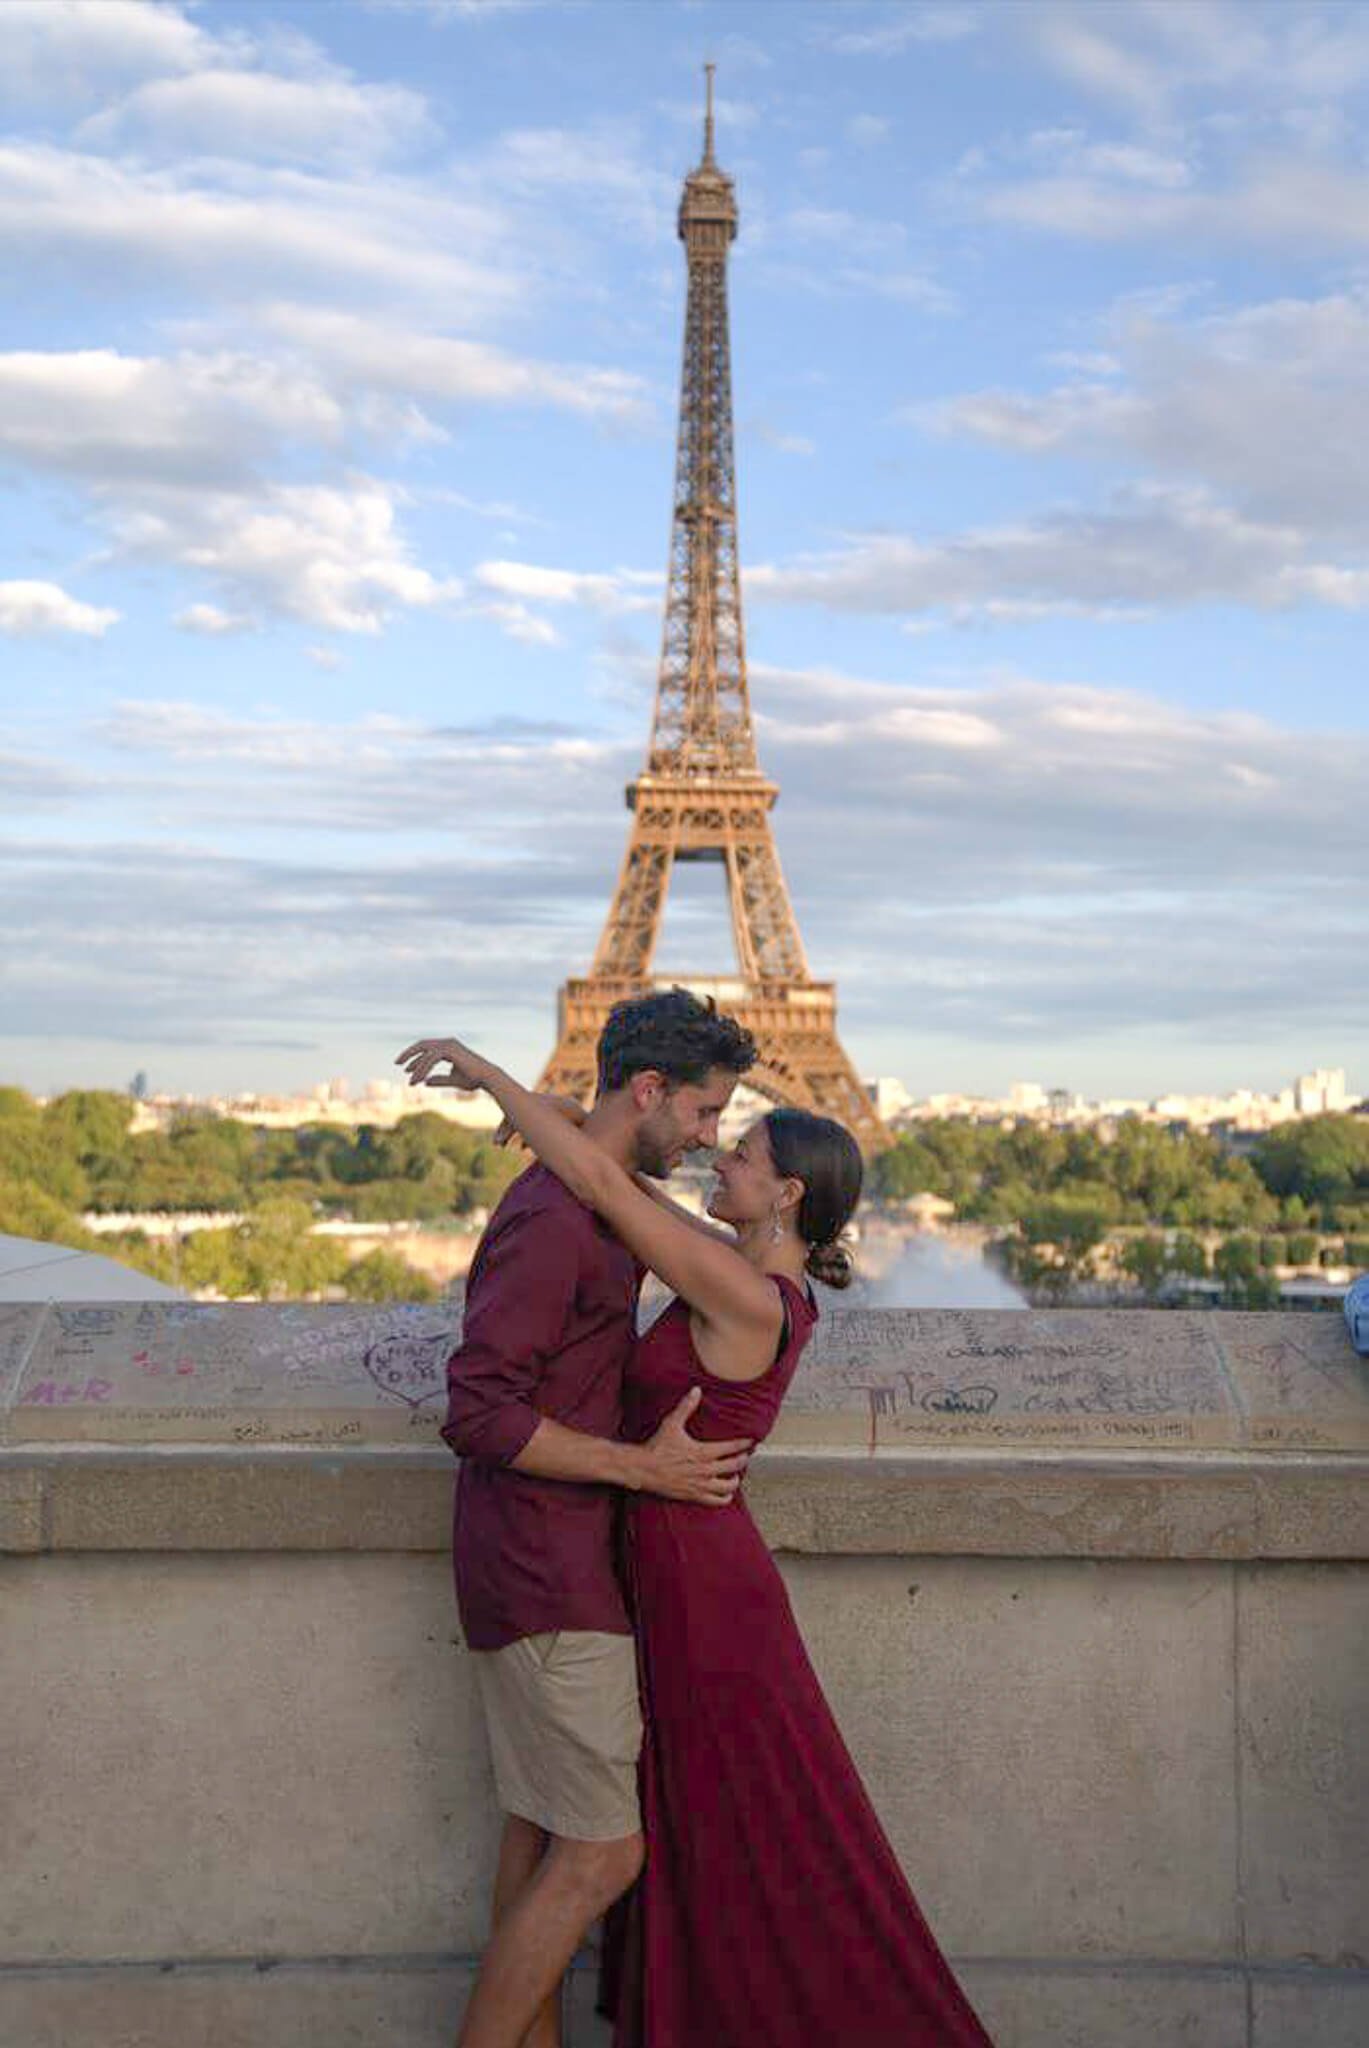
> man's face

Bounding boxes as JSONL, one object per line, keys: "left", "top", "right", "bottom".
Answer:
{"left": 633, "top": 1067, "right": 738, "bottom": 1178}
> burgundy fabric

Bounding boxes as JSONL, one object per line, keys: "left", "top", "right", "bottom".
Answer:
{"left": 442, "top": 1164, "right": 640, "bottom": 1652}
{"left": 602, "top": 1277, "right": 996, "bottom": 2047}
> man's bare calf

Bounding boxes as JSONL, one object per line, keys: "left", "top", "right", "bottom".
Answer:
{"left": 456, "top": 1829, "right": 644, "bottom": 2048}
{"left": 489, "top": 1814, "right": 559, "bottom": 2048}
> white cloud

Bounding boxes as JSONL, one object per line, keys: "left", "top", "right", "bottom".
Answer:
{"left": 474, "top": 560, "right": 660, "bottom": 613}
{"left": 366, "top": 0, "right": 543, "bottom": 18}
{"left": 929, "top": 288, "right": 1369, "bottom": 539}
{"left": 0, "top": 347, "right": 345, "bottom": 485}
{"left": 115, "top": 478, "right": 463, "bottom": 634}
{"left": 1017, "top": 127, "right": 1193, "bottom": 190}
{"left": 8, "top": 1, "right": 434, "bottom": 171}
{"left": 174, "top": 604, "right": 254, "bottom": 636}
{"left": 259, "top": 305, "right": 650, "bottom": 423}
{"left": 0, "top": 580, "right": 119, "bottom": 637}
{"left": 0, "top": 335, "right": 649, "bottom": 631}
{"left": 0, "top": 751, "right": 89, "bottom": 809}
{"left": 750, "top": 422, "right": 817, "bottom": 458}
{"left": 766, "top": 206, "right": 956, "bottom": 313}
{"left": 5, "top": 671, "right": 1361, "bottom": 1066}
{"left": 474, "top": 121, "right": 674, "bottom": 241}
{"left": 954, "top": 6, "right": 1369, "bottom": 254}
{"left": 80, "top": 67, "right": 434, "bottom": 168}
{"left": 0, "top": 143, "right": 516, "bottom": 314}
{"left": 468, "top": 600, "right": 560, "bottom": 647}
{"left": 976, "top": 156, "right": 1369, "bottom": 250}
{"left": 0, "top": 1, "right": 220, "bottom": 107}
{"left": 824, "top": 6, "right": 980, "bottom": 55}
{"left": 846, "top": 115, "right": 892, "bottom": 149}
{"left": 747, "top": 485, "right": 1369, "bottom": 620}
{"left": 100, "top": 702, "right": 423, "bottom": 768}
{"left": 1024, "top": 1, "right": 1369, "bottom": 116}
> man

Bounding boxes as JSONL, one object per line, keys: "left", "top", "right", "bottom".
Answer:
{"left": 403, "top": 990, "right": 757, "bottom": 2048}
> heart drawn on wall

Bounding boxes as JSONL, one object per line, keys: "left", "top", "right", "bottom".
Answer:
{"left": 361, "top": 1332, "right": 451, "bottom": 1409}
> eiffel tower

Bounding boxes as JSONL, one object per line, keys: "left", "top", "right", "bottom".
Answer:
{"left": 538, "top": 70, "right": 884, "bottom": 1151}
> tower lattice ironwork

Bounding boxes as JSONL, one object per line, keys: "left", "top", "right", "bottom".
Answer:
{"left": 538, "top": 70, "right": 884, "bottom": 1150}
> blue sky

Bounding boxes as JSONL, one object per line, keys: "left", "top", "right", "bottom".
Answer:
{"left": 2, "top": 0, "right": 1366, "bottom": 1104}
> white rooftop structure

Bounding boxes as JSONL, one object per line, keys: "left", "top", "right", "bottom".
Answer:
{"left": 0, "top": 1233, "right": 183, "bottom": 1304}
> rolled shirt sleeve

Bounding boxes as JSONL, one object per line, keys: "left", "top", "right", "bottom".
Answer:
{"left": 442, "top": 1198, "right": 583, "bottom": 1466}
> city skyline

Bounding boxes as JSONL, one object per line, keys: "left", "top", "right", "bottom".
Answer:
{"left": 17, "top": 1060, "right": 1358, "bottom": 1141}
{"left": 3, "top": 1, "right": 1367, "bottom": 1101}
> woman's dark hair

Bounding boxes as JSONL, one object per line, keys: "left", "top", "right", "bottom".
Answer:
{"left": 597, "top": 987, "right": 756, "bottom": 1095}
{"left": 764, "top": 1108, "right": 863, "bottom": 1291}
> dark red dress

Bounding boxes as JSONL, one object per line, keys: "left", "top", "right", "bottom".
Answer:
{"left": 601, "top": 1276, "right": 995, "bottom": 2047}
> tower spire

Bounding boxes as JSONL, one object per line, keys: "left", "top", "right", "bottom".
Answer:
{"left": 702, "top": 61, "right": 716, "bottom": 165}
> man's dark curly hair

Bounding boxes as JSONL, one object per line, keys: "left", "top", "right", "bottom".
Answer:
{"left": 596, "top": 988, "right": 756, "bottom": 1096}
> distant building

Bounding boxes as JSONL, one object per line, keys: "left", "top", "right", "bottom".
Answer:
{"left": 868, "top": 1076, "right": 915, "bottom": 1122}
{"left": 130, "top": 1077, "right": 503, "bottom": 1136}
{"left": 868, "top": 1064, "right": 1356, "bottom": 1138}
{"left": 1008, "top": 1082, "right": 1047, "bottom": 1115}
{"left": 1294, "top": 1068, "right": 1348, "bottom": 1116}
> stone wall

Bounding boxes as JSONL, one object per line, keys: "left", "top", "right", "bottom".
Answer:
{"left": 2, "top": 1303, "right": 1366, "bottom": 2048}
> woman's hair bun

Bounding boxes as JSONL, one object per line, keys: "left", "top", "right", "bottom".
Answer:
{"left": 805, "top": 1236, "right": 855, "bottom": 1292}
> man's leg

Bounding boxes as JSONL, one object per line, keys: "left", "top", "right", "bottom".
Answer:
{"left": 456, "top": 1830, "right": 644, "bottom": 2048}
{"left": 489, "top": 1814, "right": 560, "bottom": 2048}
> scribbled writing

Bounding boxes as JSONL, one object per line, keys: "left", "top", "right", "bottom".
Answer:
{"left": 23, "top": 1378, "right": 114, "bottom": 1405}
{"left": 362, "top": 1332, "right": 451, "bottom": 1409}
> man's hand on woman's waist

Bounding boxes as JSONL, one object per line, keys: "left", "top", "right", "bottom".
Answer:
{"left": 510, "top": 1389, "right": 749, "bottom": 1506}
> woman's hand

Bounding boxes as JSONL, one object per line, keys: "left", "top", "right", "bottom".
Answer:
{"left": 395, "top": 1036, "right": 493, "bottom": 1092}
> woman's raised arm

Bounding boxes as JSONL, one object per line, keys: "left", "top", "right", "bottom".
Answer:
{"left": 395, "top": 1036, "right": 781, "bottom": 1344}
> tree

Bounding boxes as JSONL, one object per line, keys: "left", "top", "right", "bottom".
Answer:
{"left": 1213, "top": 1236, "right": 1280, "bottom": 1308}
{"left": 236, "top": 1198, "right": 347, "bottom": 1299}
{"left": 1001, "top": 1194, "right": 1115, "bottom": 1304}
{"left": 341, "top": 1250, "right": 437, "bottom": 1303}
{"left": 181, "top": 1227, "right": 248, "bottom": 1298}
{"left": 0, "top": 1090, "right": 88, "bottom": 1207}
{"left": 1119, "top": 1234, "right": 1170, "bottom": 1303}
{"left": 869, "top": 1136, "right": 944, "bottom": 1203}
{"left": 963, "top": 1176, "right": 1037, "bottom": 1226}
{"left": 43, "top": 1090, "right": 134, "bottom": 1166}
{"left": 0, "top": 1178, "right": 102, "bottom": 1252}
{"left": 180, "top": 1200, "right": 346, "bottom": 1300}
{"left": 103, "top": 1230, "right": 179, "bottom": 1287}
{"left": 1254, "top": 1116, "right": 1369, "bottom": 1213}
{"left": 1168, "top": 1233, "right": 1209, "bottom": 1279}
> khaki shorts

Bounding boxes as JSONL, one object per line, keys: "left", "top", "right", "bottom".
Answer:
{"left": 473, "top": 1630, "right": 642, "bottom": 1842}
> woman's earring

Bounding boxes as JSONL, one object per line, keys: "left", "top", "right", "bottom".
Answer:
{"left": 770, "top": 1204, "right": 784, "bottom": 1243}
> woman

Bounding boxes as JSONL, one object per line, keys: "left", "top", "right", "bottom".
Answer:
{"left": 400, "top": 1036, "right": 995, "bottom": 2048}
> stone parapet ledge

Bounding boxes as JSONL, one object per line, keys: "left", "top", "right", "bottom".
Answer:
{"left": 2, "top": 1303, "right": 1366, "bottom": 1560}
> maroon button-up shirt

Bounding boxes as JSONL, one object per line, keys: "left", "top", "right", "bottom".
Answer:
{"left": 442, "top": 1164, "right": 642, "bottom": 1652}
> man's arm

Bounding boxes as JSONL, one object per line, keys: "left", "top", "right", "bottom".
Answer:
{"left": 444, "top": 1199, "right": 749, "bottom": 1505}
{"left": 513, "top": 1390, "right": 742, "bottom": 1503}
{"left": 441, "top": 1199, "right": 569, "bottom": 1465}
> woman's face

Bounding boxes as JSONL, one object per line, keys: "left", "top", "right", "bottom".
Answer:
{"left": 706, "top": 1119, "right": 796, "bottom": 1230}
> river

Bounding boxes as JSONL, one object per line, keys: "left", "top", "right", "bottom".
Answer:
{"left": 848, "top": 1225, "right": 1025, "bottom": 1309}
